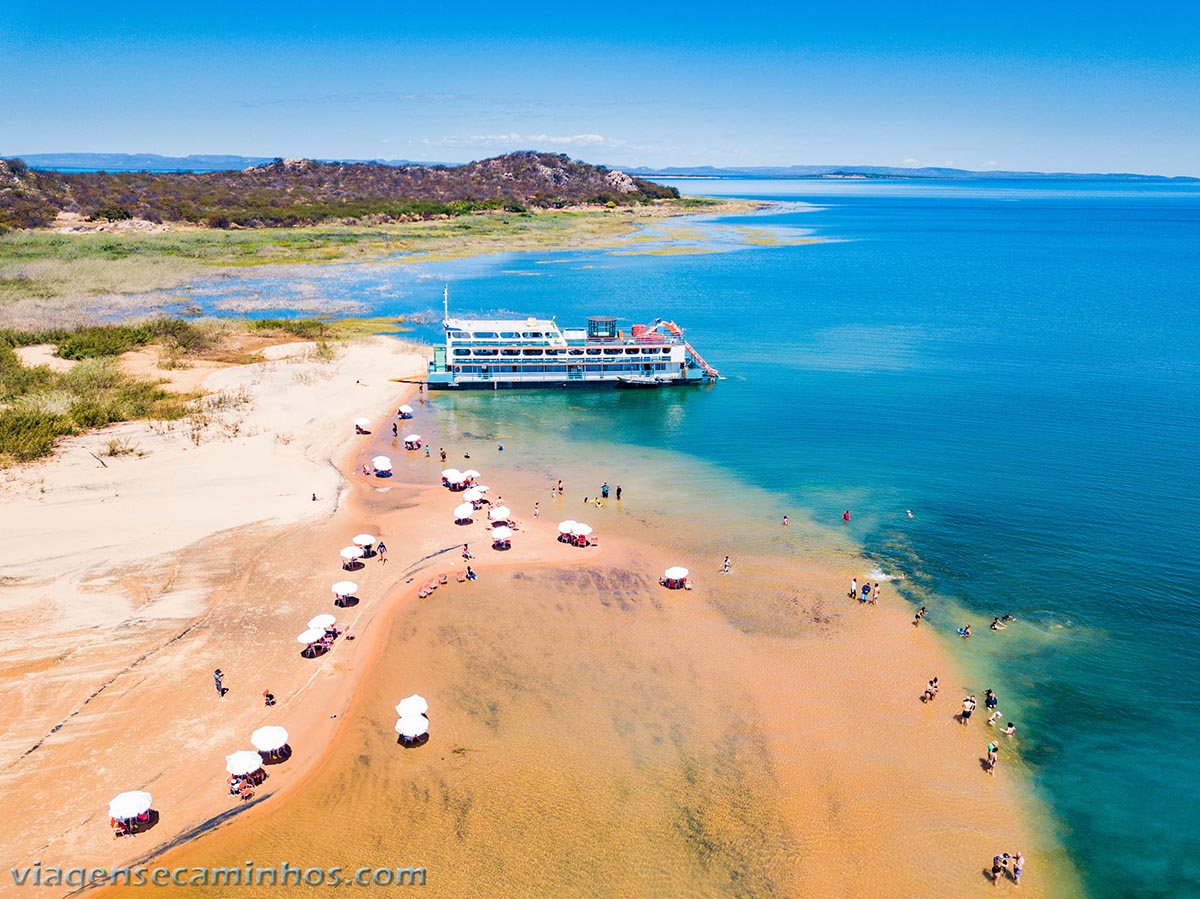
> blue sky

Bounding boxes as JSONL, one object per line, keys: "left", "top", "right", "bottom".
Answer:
{"left": 3, "top": 1, "right": 1198, "bottom": 174}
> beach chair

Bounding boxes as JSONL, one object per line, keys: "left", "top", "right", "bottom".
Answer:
{"left": 588, "top": 536, "right": 599, "bottom": 547}
{"left": 438, "top": 573, "right": 449, "bottom": 585}
{"left": 456, "top": 570, "right": 466, "bottom": 582}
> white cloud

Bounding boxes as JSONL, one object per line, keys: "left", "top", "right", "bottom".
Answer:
{"left": 901, "top": 157, "right": 922, "bottom": 166}
{"left": 982, "top": 160, "right": 1001, "bottom": 169}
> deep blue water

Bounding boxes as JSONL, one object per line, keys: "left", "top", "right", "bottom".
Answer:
{"left": 178, "top": 179, "right": 1200, "bottom": 898}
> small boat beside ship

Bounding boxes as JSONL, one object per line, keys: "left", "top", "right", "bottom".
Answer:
{"left": 426, "top": 292, "right": 720, "bottom": 390}
{"left": 615, "top": 375, "right": 667, "bottom": 388}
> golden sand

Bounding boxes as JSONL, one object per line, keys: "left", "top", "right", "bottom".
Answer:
{"left": 0, "top": 343, "right": 1076, "bottom": 898}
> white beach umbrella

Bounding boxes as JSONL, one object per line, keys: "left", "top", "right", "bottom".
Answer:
{"left": 353, "top": 534, "right": 375, "bottom": 548}
{"left": 394, "top": 716, "right": 430, "bottom": 739}
{"left": 488, "top": 505, "right": 511, "bottom": 521}
{"left": 557, "top": 520, "right": 578, "bottom": 533}
{"left": 225, "top": 750, "right": 265, "bottom": 776}
{"left": 570, "top": 522, "right": 593, "bottom": 536}
{"left": 453, "top": 502, "right": 475, "bottom": 520}
{"left": 354, "top": 418, "right": 370, "bottom": 428}
{"left": 461, "top": 469, "right": 481, "bottom": 479}
{"left": 462, "top": 487, "right": 484, "bottom": 502}
{"left": 441, "top": 468, "right": 464, "bottom": 482}
{"left": 331, "top": 581, "right": 357, "bottom": 597}
{"left": 473, "top": 484, "right": 490, "bottom": 493}
{"left": 297, "top": 627, "right": 325, "bottom": 645}
{"left": 404, "top": 434, "right": 422, "bottom": 444}
{"left": 398, "top": 404, "right": 414, "bottom": 415}
{"left": 340, "top": 546, "right": 365, "bottom": 561}
{"left": 108, "top": 791, "right": 152, "bottom": 820}
{"left": 395, "top": 694, "right": 429, "bottom": 717}
{"left": 491, "top": 526, "right": 513, "bottom": 541}
{"left": 250, "top": 726, "right": 289, "bottom": 753}
{"left": 372, "top": 455, "right": 393, "bottom": 470}
{"left": 308, "top": 613, "right": 336, "bottom": 629}
{"left": 664, "top": 567, "right": 689, "bottom": 580}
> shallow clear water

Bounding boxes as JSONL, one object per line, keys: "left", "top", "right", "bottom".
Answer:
{"left": 176, "top": 178, "right": 1200, "bottom": 898}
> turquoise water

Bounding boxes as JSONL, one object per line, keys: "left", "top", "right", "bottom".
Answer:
{"left": 180, "top": 179, "right": 1199, "bottom": 898}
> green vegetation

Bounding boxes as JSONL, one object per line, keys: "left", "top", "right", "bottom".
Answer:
{"left": 0, "top": 342, "right": 191, "bottom": 464}
{"left": 0, "top": 319, "right": 213, "bottom": 359}
{"left": 0, "top": 198, "right": 766, "bottom": 328}
{"left": 0, "top": 152, "right": 679, "bottom": 232}
{"left": 0, "top": 314, "right": 407, "bottom": 464}
{"left": 246, "top": 318, "right": 333, "bottom": 340}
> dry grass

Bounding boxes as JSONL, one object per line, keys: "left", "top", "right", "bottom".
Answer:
{"left": 0, "top": 199, "right": 766, "bottom": 328}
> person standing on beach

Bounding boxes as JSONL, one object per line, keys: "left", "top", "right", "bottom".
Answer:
{"left": 440, "top": 448, "right": 447, "bottom": 462}
{"left": 922, "top": 677, "right": 939, "bottom": 702}
{"left": 392, "top": 422, "right": 398, "bottom": 437}
{"left": 213, "top": 669, "right": 225, "bottom": 697}
{"left": 850, "top": 578, "right": 858, "bottom": 599}
{"left": 377, "top": 541, "right": 387, "bottom": 563}
{"left": 871, "top": 582, "right": 880, "bottom": 604}
{"left": 991, "top": 855, "right": 1005, "bottom": 884}
{"left": 913, "top": 606, "right": 928, "bottom": 626}
{"left": 783, "top": 515, "right": 789, "bottom": 526}
{"left": 601, "top": 482, "right": 609, "bottom": 499}
{"left": 533, "top": 502, "right": 540, "bottom": 519}
{"left": 615, "top": 484, "right": 622, "bottom": 501}
{"left": 986, "top": 741, "right": 999, "bottom": 775}
{"left": 721, "top": 556, "right": 732, "bottom": 574}
{"left": 557, "top": 479, "right": 564, "bottom": 496}
{"left": 1012, "top": 851, "right": 1023, "bottom": 886}
{"left": 961, "top": 694, "right": 976, "bottom": 725}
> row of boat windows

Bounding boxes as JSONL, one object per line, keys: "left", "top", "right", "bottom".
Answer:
{"left": 452, "top": 363, "right": 672, "bottom": 374}
{"left": 449, "top": 331, "right": 549, "bottom": 339}
{"left": 451, "top": 347, "right": 671, "bottom": 358}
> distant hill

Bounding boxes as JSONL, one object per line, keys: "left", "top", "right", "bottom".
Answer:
{"left": 0, "top": 153, "right": 678, "bottom": 231}
{"left": 627, "top": 164, "right": 1198, "bottom": 182}
{"left": 13, "top": 153, "right": 1193, "bottom": 182}
{"left": 14, "top": 153, "right": 439, "bottom": 173}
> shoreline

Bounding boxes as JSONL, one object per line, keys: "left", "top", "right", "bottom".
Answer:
{"left": 0, "top": 199, "right": 771, "bottom": 330}
{"left": 124, "top": 376, "right": 1070, "bottom": 892}
{"left": 1, "top": 337, "right": 1077, "bottom": 897}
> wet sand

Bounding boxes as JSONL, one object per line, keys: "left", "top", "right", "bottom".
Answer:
{"left": 121, "top": 403, "right": 1076, "bottom": 898}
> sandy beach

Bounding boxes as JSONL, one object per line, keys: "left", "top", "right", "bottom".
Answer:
{"left": 0, "top": 337, "right": 1071, "bottom": 898}
{"left": 0, "top": 336, "right": 426, "bottom": 893}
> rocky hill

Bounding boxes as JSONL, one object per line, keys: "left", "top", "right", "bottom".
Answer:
{"left": 0, "top": 152, "right": 678, "bottom": 232}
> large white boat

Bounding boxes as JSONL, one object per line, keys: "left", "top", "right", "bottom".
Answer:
{"left": 426, "top": 294, "right": 719, "bottom": 390}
